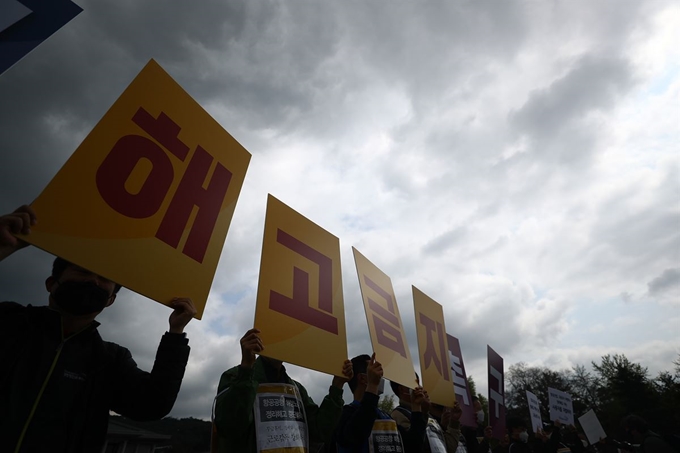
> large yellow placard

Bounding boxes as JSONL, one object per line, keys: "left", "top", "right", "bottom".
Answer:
{"left": 18, "top": 59, "right": 251, "bottom": 319}
{"left": 253, "top": 195, "right": 348, "bottom": 377}
{"left": 413, "top": 286, "right": 456, "bottom": 407}
{"left": 352, "top": 247, "right": 416, "bottom": 389}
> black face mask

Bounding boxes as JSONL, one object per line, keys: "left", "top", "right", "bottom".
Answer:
{"left": 52, "top": 280, "right": 111, "bottom": 315}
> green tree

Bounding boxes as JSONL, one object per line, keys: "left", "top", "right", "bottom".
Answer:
{"left": 569, "top": 364, "right": 600, "bottom": 413}
{"left": 468, "top": 375, "right": 489, "bottom": 422}
{"left": 378, "top": 394, "right": 395, "bottom": 413}
{"left": 505, "top": 362, "right": 572, "bottom": 422}
{"left": 591, "top": 354, "right": 657, "bottom": 436}
{"left": 502, "top": 354, "right": 680, "bottom": 440}
{"left": 468, "top": 375, "right": 477, "bottom": 398}
{"left": 652, "top": 356, "right": 680, "bottom": 435}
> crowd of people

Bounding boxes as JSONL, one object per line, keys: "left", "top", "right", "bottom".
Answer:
{"left": 1, "top": 205, "right": 677, "bottom": 452}
{"left": 212, "top": 329, "right": 678, "bottom": 453}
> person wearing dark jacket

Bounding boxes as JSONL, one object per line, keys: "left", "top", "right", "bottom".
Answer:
{"left": 537, "top": 421, "right": 580, "bottom": 453}
{"left": 334, "top": 353, "right": 407, "bottom": 453}
{"left": 428, "top": 402, "right": 464, "bottom": 452}
{"left": 0, "top": 205, "right": 196, "bottom": 452}
{"left": 506, "top": 417, "right": 531, "bottom": 453}
{"left": 390, "top": 375, "right": 431, "bottom": 453}
{"left": 622, "top": 414, "right": 678, "bottom": 453}
{"left": 465, "top": 397, "right": 494, "bottom": 453}
{"left": 470, "top": 397, "right": 495, "bottom": 453}
{"left": 213, "top": 328, "right": 352, "bottom": 453}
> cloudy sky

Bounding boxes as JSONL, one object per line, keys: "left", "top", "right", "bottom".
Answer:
{"left": 0, "top": 0, "right": 678, "bottom": 420}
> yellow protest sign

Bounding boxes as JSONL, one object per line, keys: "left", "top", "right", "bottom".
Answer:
{"left": 413, "top": 286, "right": 456, "bottom": 407}
{"left": 18, "top": 59, "right": 251, "bottom": 319}
{"left": 254, "top": 195, "right": 348, "bottom": 377}
{"left": 352, "top": 247, "right": 416, "bottom": 389}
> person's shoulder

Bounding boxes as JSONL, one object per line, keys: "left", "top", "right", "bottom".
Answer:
{"left": 644, "top": 433, "right": 676, "bottom": 450}
{"left": 99, "top": 339, "right": 132, "bottom": 362}
{"left": 222, "top": 363, "right": 242, "bottom": 376}
{"left": 0, "top": 302, "right": 28, "bottom": 333}
{"left": 100, "top": 338, "right": 127, "bottom": 350}
{"left": 0, "top": 301, "right": 25, "bottom": 314}
{"left": 218, "top": 363, "right": 246, "bottom": 384}
{"left": 216, "top": 363, "right": 258, "bottom": 393}
{"left": 0, "top": 301, "right": 44, "bottom": 313}
{"left": 0, "top": 302, "right": 52, "bottom": 322}
{"left": 342, "top": 401, "right": 360, "bottom": 414}
{"left": 291, "top": 378, "right": 311, "bottom": 397}
{"left": 392, "top": 406, "right": 410, "bottom": 417}
{"left": 391, "top": 407, "right": 410, "bottom": 423}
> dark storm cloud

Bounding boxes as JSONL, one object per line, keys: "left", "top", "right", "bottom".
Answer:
{"left": 0, "top": 0, "right": 342, "bottom": 207}
{"left": 648, "top": 268, "right": 680, "bottom": 297}
{"left": 510, "top": 55, "right": 637, "bottom": 140}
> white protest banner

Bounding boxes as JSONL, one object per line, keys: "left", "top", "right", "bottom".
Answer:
{"left": 526, "top": 390, "right": 543, "bottom": 433}
{"left": 578, "top": 409, "right": 607, "bottom": 445}
{"left": 548, "top": 387, "right": 574, "bottom": 425}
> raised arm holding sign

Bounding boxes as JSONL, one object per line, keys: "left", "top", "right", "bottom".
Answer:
{"left": 213, "top": 328, "right": 353, "bottom": 453}
{"left": 214, "top": 195, "right": 353, "bottom": 452}
{"left": 0, "top": 205, "right": 195, "bottom": 452}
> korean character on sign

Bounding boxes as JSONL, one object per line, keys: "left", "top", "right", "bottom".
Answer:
{"left": 268, "top": 229, "right": 339, "bottom": 334}
{"left": 419, "top": 312, "right": 450, "bottom": 380}
{"left": 449, "top": 352, "right": 469, "bottom": 403}
{"left": 363, "top": 275, "right": 408, "bottom": 358}
{"left": 96, "top": 107, "right": 233, "bottom": 264}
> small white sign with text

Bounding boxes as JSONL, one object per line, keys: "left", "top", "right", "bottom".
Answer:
{"left": 548, "top": 387, "right": 574, "bottom": 425}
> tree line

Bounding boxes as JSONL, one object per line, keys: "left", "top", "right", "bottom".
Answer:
{"left": 502, "top": 354, "right": 680, "bottom": 440}
{"left": 377, "top": 353, "right": 680, "bottom": 441}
